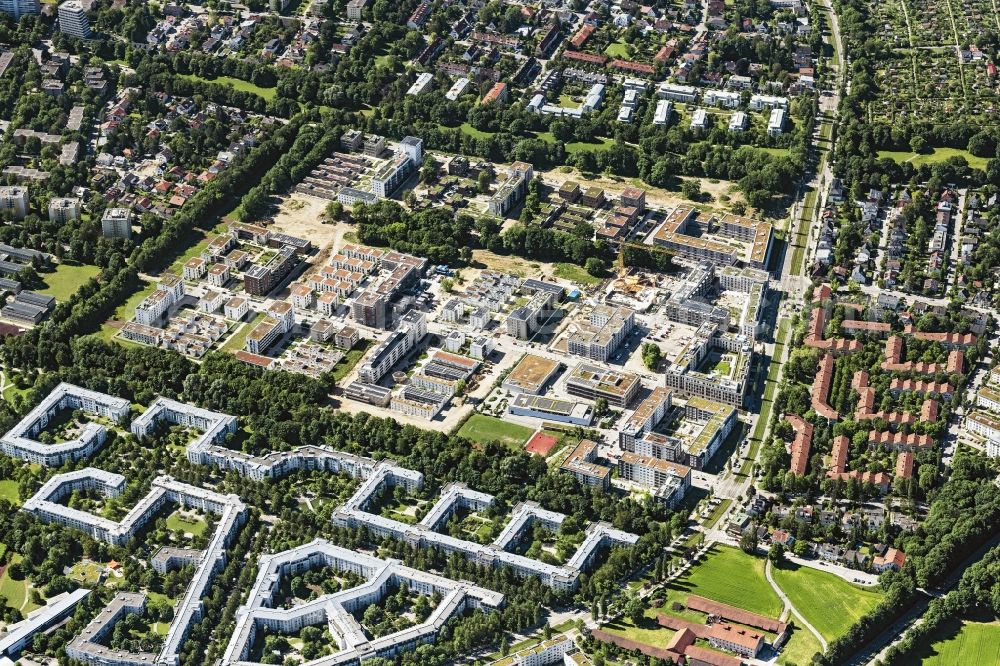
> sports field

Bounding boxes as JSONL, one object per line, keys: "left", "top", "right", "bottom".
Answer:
{"left": 772, "top": 562, "right": 882, "bottom": 640}
{"left": 457, "top": 414, "right": 534, "bottom": 448}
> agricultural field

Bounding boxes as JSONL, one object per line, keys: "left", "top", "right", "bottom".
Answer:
{"left": 771, "top": 563, "right": 883, "bottom": 640}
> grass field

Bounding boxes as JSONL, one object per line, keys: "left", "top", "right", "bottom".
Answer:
{"left": 219, "top": 312, "right": 266, "bottom": 354}
{"left": 604, "top": 41, "right": 631, "bottom": 58}
{"left": 332, "top": 339, "right": 372, "bottom": 382}
{"left": 779, "top": 626, "right": 824, "bottom": 665}
{"left": 166, "top": 511, "right": 207, "bottom": 537}
{"left": 0, "top": 480, "right": 20, "bottom": 505}
{"left": 772, "top": 563, "right": 882, "bottom": 641}
{"left": 456, "top": 414, "right": 534, "bottom": 448}
{"left": 535, "top": 132, "right": 616, "bottom": 154}
{"left": 39, "top": 263, "right": 100, "bottom": 301}
{"left": 554, "top": 262, "right": 601, "bottom": 286}
{"left": 664, "top": 545, "right": 783, "bottom": 618}
{"left": 916, "top": 618, "right": 1000, "bottom": 665}
{"left": 178, "top": 73, "right": 277, "bottom": 101}
{"left": 876, "top": 147, "right": 989, "bottom": 170}
{"left": 458, "top": 123, "right": 495, "bottom": 140}
{"left": 0, "top": 553, "right": 39, "bottom": 612}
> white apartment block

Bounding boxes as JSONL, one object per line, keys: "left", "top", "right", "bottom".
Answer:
{"left": 224, "top": 296, "right": 250, "bottom": 321}
{"left": 222, "top": 539, "right": 504, "bottom": 666}
{"left": 0, "top": 383, "right": 129, "bottom": 466}
{"left": 331, "top": 462, "right": 638, "bottom": 590}
{"left": 38, "top": 472, "right": 247, "bottom": 666}
{"left": 101, "top": 207, "right": 133, "bottom": 240}
{"left": 0, "top": 185, "right": 29, "bottom": 219}
{"left": 48, "top": 196, "right": 81, "bottom": 223}
{"left": 565, "top": 305, "right": 635, "bottom": 362}
{"left": 703, "top": 89, "right": 741, "bottom": 109}
{"left": 767, "top": 108, "right": 786, "bottom": 136}
{"left": 58, "top": 0, "right": 91, "bottom": 38}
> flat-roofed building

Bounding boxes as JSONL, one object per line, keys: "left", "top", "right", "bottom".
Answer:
{"left": 0, "top": 186, "right": 28, "bottom": 219}
{"left": 48, "top": 196, "right": 81, "bottom": 223}
{"left": 618, "top": 452, "right": 691, "bottom": 507}
{"left": 502, "top": 354, "right": 561, "bottom": 395}
{"left": 101, "top": 207, "right": 132, "bottom": 239}
{"left": 565, "top": 363, "right": 640, "bottom": 408}
{"left": 559, "top": 439, "right": 610, "bottom": 489}
{"left": 508, "top": 393, "right": 593, "bottom": 425}
{"left": 565, "top": 305, "right": 635, "bottom": 362}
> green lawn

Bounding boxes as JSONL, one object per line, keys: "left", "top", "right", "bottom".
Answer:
{"left": 178, "top": 73, "right": 277, "bottom": 101}
{"left": 456, "top": 414, "right": 534, "bottom": 448}
{"left": 332, "top": 339, "right": 372, "bottom": 382}
{"left": 0, "top": 553, "right": 39, "bottom": 612}
{"left": 0, "top": 480, "right": 19, "bottom": 505}
{"left": 554, "top": 263, "right": 601, "bottom": 286}
{"left": 604, "top": 41, "right": 631, "bottom": 58}
{"left": 219, "top": 312, "right": 266, "bottom": 354}
{"left": 458, "top": 123, "right": 495, "bottom": 140}
{"left": 38, "top": 263, "right": 100, "bottom": 301}
{"left": 779, "top": 626, "right": 824, "bottom": 665}
{"left": 919, "top": 618, "right": 1000, "bottom": 665}
{"left": 876, "top": 147, "right": 989, "bottom": 171}
{"left": 166, "top": 511, "right": 207, "bottom": 537}
{"left": 535, "top": 133, "right": 616, "bottom": 154}
{"left": 771, "top": 563, "right": 882, "bottom": 641}
{"left": 664, "top": 545, "right": 783, "bottom": 618}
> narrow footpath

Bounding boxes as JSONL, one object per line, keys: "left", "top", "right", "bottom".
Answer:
{"left": 765, "top": 560, "right": 828, "bottom": 652}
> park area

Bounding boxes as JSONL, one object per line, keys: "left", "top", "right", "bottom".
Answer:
{"left": 456, "top": 414, "right": 534, "bottom": 449}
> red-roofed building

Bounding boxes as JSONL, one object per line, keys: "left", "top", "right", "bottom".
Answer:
{"left": 611, "top": 59, "right": 656, "bottom": 76}
{"left": 873, "top": 547, "right": 906, "bottom": 572}
{"left": 563, "top": 50, "right": 608, "bottom": 66}
{"left": 812, "top": 353, "right": 839, "bottom": 419}
{"left": 829, "top": 434, "right": 849, "bottom": 475}
{"left": 569, "top": 23, "right": 595, "bottom": 49}
{"left": 895, "top": 451, "right": 914, "bottom": 478}
{"left": 786, "top": 414, "right": 813, "bottom": 476}
{"left": 903, "top": 325, "right": 977, "bottom": 349}
{"left": 481, "top": 82, "right": 509, "bottom": 105}
{"left": 869, "top": 430, "right": 934, "bottom": 451}
{"left": 921, "top": 399, "right": 939, "bottom": 422}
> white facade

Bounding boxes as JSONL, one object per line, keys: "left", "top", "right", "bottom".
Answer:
{"left": 58, "top": 0, "right": 91, "bottom": 38}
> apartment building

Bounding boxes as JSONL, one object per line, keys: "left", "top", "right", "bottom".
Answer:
{"left": 0, "top": 383, "right": 129, "bottom": 466}
{"left": 48, "top": 196, "right": 81, "bottom": 223}
{"left": 487, "top": 161, "right": 533, "bottom": 217}
{"left": 559, "top": 439, "right": 610, "bottom": 489}
{"left": 0, "top": 186, "right": 28, "bottom": 219}
{"left": 565, "top": 363, "right": 640, "bottom": 408}
{"left": 101, "top": 207, "right": 133, "bottom": 239}
{"left": 617, "top": 452, "right": 691, "bottom": 508}
{"left": 58, "top": 0, "right": 91, "bottom": 38}
{"left": 356, "top": 311, "right": 427, "bottom": 383}
{"left": 566, "top": 305, "right": 635, "bottom": 362}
